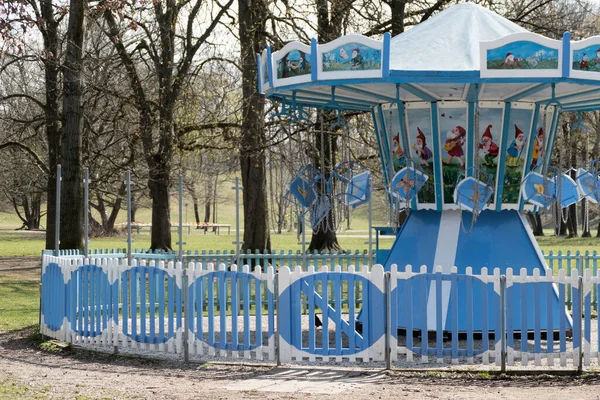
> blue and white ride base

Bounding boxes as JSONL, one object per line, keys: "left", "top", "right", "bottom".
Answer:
{"left": 376, "top": 209, "right": 572, "bottom": 333}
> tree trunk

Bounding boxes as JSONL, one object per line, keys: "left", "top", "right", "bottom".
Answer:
{"left": 148, "top": 167, "right": 172, "bottom": 250}
{"left": 526, "top": 212, "right": 544, "bottom": 236}
{"left": 391, "top": 0, "right": 406, "bottom": 35}
{"left": 239, "top": 0, "right": 270, "bottom": 252}
{"left": 59, "top": 0, "right": 85, "bottom": 250}
{"left": 42, "top": 0, "right": 61, "bottom": 249}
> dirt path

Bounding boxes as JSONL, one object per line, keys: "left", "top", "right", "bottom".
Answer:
{"left": 2, "top": 327, "right": 600, "bottom": 399}
{"left": 3, "top": 256, "right": 600, "bottom": 399}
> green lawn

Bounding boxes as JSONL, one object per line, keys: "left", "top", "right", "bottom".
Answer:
{"left": 0, "top": 276, "right": 39, "bottom": 332}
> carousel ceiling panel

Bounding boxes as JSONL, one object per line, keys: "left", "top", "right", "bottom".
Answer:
{"left": 348, "top": 83, "right": 422, "bottom": 103}
{"left": 479, "top": 83, "right": 535, "bottom": 101}
{"left": 414, "top": 83, "right": 467, "bottom": 100}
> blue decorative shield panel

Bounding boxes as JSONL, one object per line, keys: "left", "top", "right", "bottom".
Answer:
{"left": 576, "top": 167, "right": 600, "bottom": 204}
{"left": 557, "top": 174, "right": 580, "bottom": 208}
{"left": 453, "top": 177, "right": 493, "bottom": 212}
{"left": 287, "top": 177, "right": 318, "bottom": 208}
{"left": 390, "top": 167, "right": 428, "bottom": 202}
{"left": 521, "top": 171, "right": 555, "bottom": 209}
{"left": 345, "top": 171, "right": 371, "bottom": 208}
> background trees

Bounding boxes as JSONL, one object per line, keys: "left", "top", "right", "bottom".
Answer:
{"left": 2, "top": 0, "right": 600, "bottom": 250}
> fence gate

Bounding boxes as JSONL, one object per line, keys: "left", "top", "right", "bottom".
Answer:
{"left": 277, "top": 264, "right": 386, "bottom": 362}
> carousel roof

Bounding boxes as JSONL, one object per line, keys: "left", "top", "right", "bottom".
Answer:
{"left": 258, "top": 3, "right": 600, "bottom": 112}
{"left": 389, "top": 3, "right": 526, "bottom": 72}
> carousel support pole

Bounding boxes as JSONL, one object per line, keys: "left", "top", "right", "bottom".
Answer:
{"left": 83, "top": 168, "right": 89, "bottom": 258}
{"left": 55, "top": 164, "right": 61, "bottom": 256}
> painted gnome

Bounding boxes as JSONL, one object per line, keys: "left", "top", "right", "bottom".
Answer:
{"left": 444, "top": 125, "right": 466, "bottom": 167}
{"left": 530, "top": 128, "right": 545, "bottom": 170}
{"left": 479, "top": 125, "right": 499, "bottom": 167}
{"left": 506, "top": 124, "right": 527, "bottom": 167}
{"left": 413, "top": 127, "right": 433, "bottom": 166}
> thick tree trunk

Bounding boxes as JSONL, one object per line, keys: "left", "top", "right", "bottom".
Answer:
{"left": 391, "top": 0, "right": 406, "bottom": 35}
{"left": 59, "top": 0, "right": 85, "bottom": 250}
{"left": 239, "top": 0, "right": 270, "bottom": 252}
{"left": 526, "top": 212, "right": 544, "bottom": 236}
{"left": 148, "top": 168, "right": 172, "bottom": 250}
{"left": 42, "top": 0, "right": 61, "bottom": 249}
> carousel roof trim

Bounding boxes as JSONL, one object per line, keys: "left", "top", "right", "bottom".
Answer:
{"left": 259, "top": 4, "right": 600, "bottom": 112}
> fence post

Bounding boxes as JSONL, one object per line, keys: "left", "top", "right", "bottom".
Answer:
{"left": 183, "top": 265, "right": 189, "bottom": 363}
{"left": 385, "top": 271, "right": 391, "bottom": 370}
{"left": 55, "top": 164, "right": 62, "bottom": 256}
{"left": 84, "top": 168, "right": 89, "bottom": 257}
{"left": 276, "top": 270, "right": 282, "bottom": 366}
{"left": 500, "top": 274, "right": 507, "bottom": 373}
{"left": 578, "top": 275, "right": 583, "bottom": 374}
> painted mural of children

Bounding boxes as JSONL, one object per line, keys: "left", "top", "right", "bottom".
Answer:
{"left": 413, "top": 127, "right": 433, "bottom": 167}
{"left": 351, "top": 49, "right": 363, "bottom": 70}
{"left": 530, "top": 128, "right": 545, "bottom": 170}
{"left": 478, "top": 125, "right": 499, "bottom": 167}
{"left": 581, "top": 53, "right": 589, "bottom": 70}
{"left": 443, "top": 125, "right": 466, "bottom": 167}
{"left": 504, "top": 52, "right": 521, "bottom": 68}
{"left": 506, "top": 124, "right": 527, "bottom": 167}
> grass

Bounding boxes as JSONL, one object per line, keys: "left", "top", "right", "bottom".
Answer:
{"left": 0, "top": 379, "right": 49, "bottom": 400}
{"left": 0, "top": 276, "right": 40, "bottom": 332}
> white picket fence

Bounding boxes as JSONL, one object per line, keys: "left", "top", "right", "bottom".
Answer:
{"left": 40, "top": 254, "right": 600, "bottom": 370}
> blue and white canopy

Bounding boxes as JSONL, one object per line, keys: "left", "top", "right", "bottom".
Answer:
{"left": 260, "top": 2, "right": 600, "bottom": 112}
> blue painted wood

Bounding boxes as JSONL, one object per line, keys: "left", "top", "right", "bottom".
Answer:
{"left": 348, "top": 272, "right": 356, "bottom": 355}
{"left": 546, "top": 279, "right": 553, "bottom": 356}
{"left": 585, "top": 289, "right": 591, "bottom": 348}
{"left": 495, "top": 102, "right": 512, "bottom": 210}
{"left": 534, "top": 278, "right": 541, "bottom": 354}
{"left": 322, "top": 273, "right": 329, "bottom": 356}
{"left": 519, "top": 103, "right": 540, "bottom": 212}
{"left": 168, "top": 268, "right": 174, "bottom": 343}
{"left": 132, "top": 269, "right": 138, "bottom": 342}
{"left": 254, "top": 277, "right": 262, "bottom": 351}
{"left": 149, "top": 267, "right": 156, "bottom": 344}
{"left": 466, "top": 271, "right": 473, "bottom": 359}
{"left": 231, "top": 271, "right": 238, "bottom": 351}
{"left": 420, "top": 273, "right": 427, "bottom": 357}
{"left": 311, "top": 38, "right": 318, "bottom": 82}
{"left": 243, "top": 271, "right": 251, "bottom": 351}
{"left": 573, "top": 283, "right": 581, "bottom": 356}
{"left": 481, "top": 273, "right": 489, "bottom": 357}
{"left": 307, "top": 273, "right": 315, "bottom": 354}
{"left": 266, "top": 46, "right": 274, "bottom": 88}
{"left": 299, "top": 280, "right": 363, "bottom": 346}
{"left": 466, "top": 102, "right": 475, "bottom": 177}
{"left": 196, "top": 273, "right": 203, "bottom": 343}
{"left": 562, "top": 32, "right": 571, "bottom": 78}
{"left": 140, "top": 269, "right": 147, "bottom": 342}
{"left": 451, "top": 271, "right": 458, "bottom": 360}
{"left": 158, "top": 268, "right": 165, "bottom": 344}
{"left": 208, "top": 275, "right": 215, "bottom": 347}
{"left": 382, "top": 33, "right": 390, "bottom": 78}
{"left": 559, "top": 281, "right": 566, "bottom": 354}
{"left": 219, "top": 271, "right": 226, "bottom": 350}
{"left": 334, "top": 272, "right": 342, "bottom": 356}
{"left": 405, "top": 271, "right": 413, "bottom": 358}
{"left": 435, "top": 271, "right": 443, "bottom": 360}
{"left": 83, "top": 266, "right": 89, "bottom": 337}
{"left": 430, "top": 102, "right": 443, "bottom": 211}
{"left": 122, "top": 269, "right": 129, "bottom": 340}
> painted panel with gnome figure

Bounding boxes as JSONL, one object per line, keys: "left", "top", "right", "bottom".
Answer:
{"left": 439, "top": 107, "right": 467, "bottom": 204}
{"left": 476, "top": 107, "right": 505, "bottom": 205}
{"left": 384, "top": 106, "right": 405, "bottom": 173}
{"left": 276, "top": 49, "right": 311, "bottom": 79}
{"left": 502, "top": 108, "right": 533, "bottom": 203}
{"left": 406, "top": 107, "right": 435, "bottom": 204}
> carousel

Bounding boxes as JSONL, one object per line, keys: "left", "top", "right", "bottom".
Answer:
{"left": 258, "top": 3, "right": 600, "bottom": 332}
